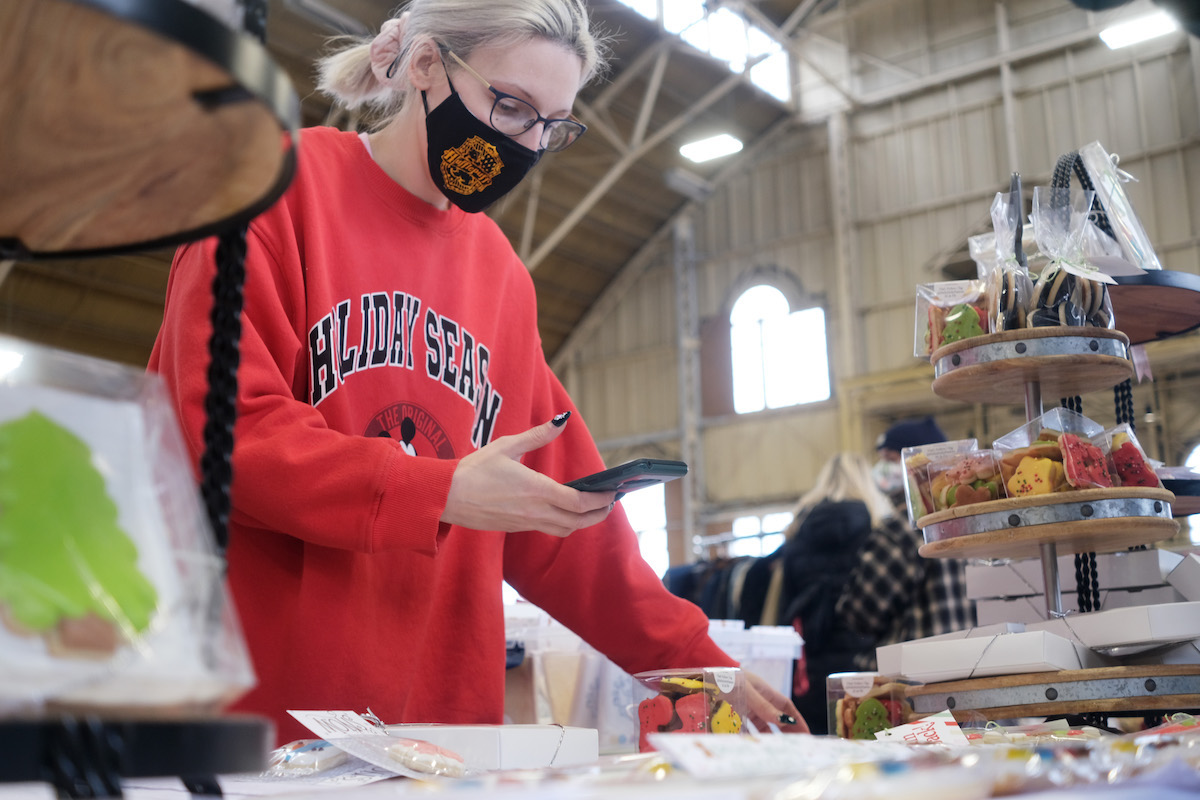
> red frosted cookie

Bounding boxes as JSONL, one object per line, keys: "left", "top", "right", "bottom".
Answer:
{"left": 638, "top": 694, "right": 674, "bottom": 752}
{"left": 1112, "top": 440, "right": 1159, "bottom": 487}
{"left": 674, "top": 691, "right": 709, "bottom": 732}
{"left": 1059, "top": 433, "right": 1113, "bottom": 489}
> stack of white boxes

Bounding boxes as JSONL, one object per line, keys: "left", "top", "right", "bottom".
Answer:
{"left": 874, "top": 550, "right": 1200, "bottom": 683}
{"left": 968, "top": 549, "right": 1186, "bottom": 626}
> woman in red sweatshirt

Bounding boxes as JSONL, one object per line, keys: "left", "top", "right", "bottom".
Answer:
{"left": 149, "top": 0, "right": 806, "bottom": 744}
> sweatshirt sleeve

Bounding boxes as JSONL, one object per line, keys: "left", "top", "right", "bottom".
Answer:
{"left": 501, "top": 362, "right": 735, "bottom": 675}
{"left": 147, "top": 228, "right": 456, "bottom": 557}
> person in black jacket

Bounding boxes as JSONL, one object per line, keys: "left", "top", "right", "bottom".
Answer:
{"left": 775, "top": 452, "right": 898, "bottom": 734}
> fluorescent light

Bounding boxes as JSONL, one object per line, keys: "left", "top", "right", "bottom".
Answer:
{"left": 1100, "top": 10, "right": 1178, "bottom": 49}
{"left": 680, "top": 134, "right": 743, "bottom": 163}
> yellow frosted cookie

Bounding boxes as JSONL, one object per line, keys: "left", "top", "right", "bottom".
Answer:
{"left": 1007, "top": 456, "right": 1064, "bottom": 496}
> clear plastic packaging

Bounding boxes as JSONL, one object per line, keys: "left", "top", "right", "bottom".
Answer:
{"left": 0, "top": 335, "right": 254, "bottom": 715}
{"left": 1029, "top": 186, "right": 1116, "bottom": 330}
{"left": 926, "top": 449, "right": 1006, "bottom": 512}
{"left": 900, "top": 439, "right": 978, "bottom": 526}
{"left": 984, "top": 191, "right": 1034, "bottom": 332}
{"left": 825, "top": 673, "right": 915, "bottom": 740}
{"left": 914, "top": 280, "right": 989, "bottom": 358}
{"left": 632, "top": 667, "right": 746, "bottom": 753}
{"left": 265, "top": 739, "right": 352, "bottom": 777}
{"left": 1079, "top": 140, "right": 1163, "bottom": 272}
{"left": 1105, "top": 423, "right": 1163, "bottom": 489}
{"left": 993, "top": 408, "right": 1108, "bottom": 495}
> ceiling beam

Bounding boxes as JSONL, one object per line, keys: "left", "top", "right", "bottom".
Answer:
{"left": 550, "top": 113, "right": 797, "bottom": 370}
{"left": 526, "top": 65, "right": 752, "bottom": 271}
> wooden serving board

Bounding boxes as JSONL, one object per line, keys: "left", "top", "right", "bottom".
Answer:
{"left": 930, "top": 328, "right": 1132, "bottom": 405}
{"left": 0, "top": 0, "right": 297, "bottom": 256}
{"left": 917, "top": 487, "right": 1179, "bottom": 560}
{"left": 1109, "top": 270, "right": 1200, "bottom": 345}
{"left": 905, "top": 665, "right": 1200, "bottom": 720}
{"left": 1162, "top": 479, "right": 1200, "bottom": 517}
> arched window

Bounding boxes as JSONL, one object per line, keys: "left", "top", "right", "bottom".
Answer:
{"left": 730, "top": 285, "right": 830, "bottom": 414}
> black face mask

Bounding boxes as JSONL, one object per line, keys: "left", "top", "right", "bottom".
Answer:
{"left": 422, "top": 88, "right": 541, "bottom": 213}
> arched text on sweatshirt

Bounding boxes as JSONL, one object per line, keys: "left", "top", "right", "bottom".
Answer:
{"left": 308, "top": 291, "right": 503, "bottom": 448}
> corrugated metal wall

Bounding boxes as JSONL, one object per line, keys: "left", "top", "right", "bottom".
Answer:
{"left": 558, "top": 0, "right": 1200, "bottom": 541}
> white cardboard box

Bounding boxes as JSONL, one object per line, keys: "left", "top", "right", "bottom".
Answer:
{"left": 974, "top": 586, "right": 1185, "bottom": 626}
{"left": 386, "top": 724, "right": 598, "bottom": 771}
{"left": 966, "top": 549, "right": 1183, "bottom": 600}
{"left": 897, "top": 630, "right": 1106, "bottom": 683}
{"left": 876, "top": 623, "right": 1025, "bottom": 677}
{"left": 1026, "top": 601, "right": 1200, "bottom": 651}
{"left": 1167, "top": 553, "right": 1200, "bottom": 602}
{"left": 1120, "top": 638, "right": 1200, "bottom": 666}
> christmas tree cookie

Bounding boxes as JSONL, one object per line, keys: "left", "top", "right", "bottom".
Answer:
{"left": 0, "top": 411, "right": 158, "bottom": 656}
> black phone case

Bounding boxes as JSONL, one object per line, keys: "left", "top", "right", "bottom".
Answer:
{"left": 565, "top": 458, "right": 688, "bottom": 493}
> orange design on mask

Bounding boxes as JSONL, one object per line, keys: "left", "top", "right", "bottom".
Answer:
{"left": 440, "top": 136, "right": 504, "bottom": 195}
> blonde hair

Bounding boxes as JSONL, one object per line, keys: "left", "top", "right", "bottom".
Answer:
{"left": 785, "top": 452, "right": 897, "bottom": 536}
{"left": 316, "top": 0, "right": 609, "bottom": 121}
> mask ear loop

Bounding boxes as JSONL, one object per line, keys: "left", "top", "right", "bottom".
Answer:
{"left": 415, "top": 50, "right": 457, "bottom": 116}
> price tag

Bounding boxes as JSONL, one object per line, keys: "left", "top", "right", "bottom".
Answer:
{"left": 874, "top": 710, "right": 969, "bottom": 746}
{"left": 712, "top": 668, "right": 737, "bottom": 694}
{"left": 288, "top": 710, "right": 386, "bottom": 740}
{"left": 840, "top": 673, "right": 878, "bottom": 699}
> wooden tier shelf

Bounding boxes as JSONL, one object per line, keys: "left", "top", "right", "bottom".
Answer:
{"left": 0, "top": 0, "right": 298, "bottom": 258}
{"left": 1109, "top": 270, "right": 1200, "bottom": 345}
{"left": 905, "top": 665, "right": 1200, "bottom": 720}
{"left": 930, "top": 328, "right": 1132, "bottom": 405}
{"left": 917, "top": 487, "right": 1179, "bottom": 561}
{"left": 1162, "top": 479, "right": 1200, "bottom": 517}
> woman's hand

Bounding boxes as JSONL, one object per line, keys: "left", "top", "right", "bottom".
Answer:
{"left": 442, "top": 413, "right": 617, "bottom": 537}
{"left": 744, "top": 670, "right": 810, "bottom": 734}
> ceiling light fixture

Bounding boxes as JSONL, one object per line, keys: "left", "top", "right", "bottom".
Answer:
{"left": 1099, "top": 10, "right": 1179, "bottom": 49}
{"left": 680, "top": 134, "right": 743, "bottom": 163}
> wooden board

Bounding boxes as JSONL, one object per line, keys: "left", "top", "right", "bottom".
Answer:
{"left": 930, "top": 328, "right": 1132, "bottom": 405}
{"left": 905, "top": 665, "right": 1200, "bottom": 720}
{"left": 1163, "top": 479, "right": 1200, "bottom": 517}
{"left": 0, "top": 0, "right": 297, "bottom": 257}
{"left": 918, "top": 487, "right": 1179, "bottom": 560}
{"left": 1109, "top": 270, "right": 1200, "bottom": 345}
{"left": 919, "top": 516, "right": 1179, "bottom": 560}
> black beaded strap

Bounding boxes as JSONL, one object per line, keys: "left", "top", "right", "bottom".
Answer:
{"left": 1113, "top": 378, "right": 1136, "bottom": 431}
{"left": 1052, "top": 150, "right": 1116, "bottom": 240}
{"left": 199, "top": 224, "right": 248, "bottom": 555}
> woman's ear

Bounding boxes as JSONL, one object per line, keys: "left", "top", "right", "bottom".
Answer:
{"left": 406, "top": 38, "right": 445, "bottom": 92}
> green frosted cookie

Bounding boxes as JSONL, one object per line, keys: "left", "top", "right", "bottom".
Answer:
{"left": 0, "top": 411, "right": 158, "bottom": 639}
{"left": 940, "top": 303, "right": 985, "bottom": 343}
{"left": 850, "top": 697, "right": 891, "bottom": 739}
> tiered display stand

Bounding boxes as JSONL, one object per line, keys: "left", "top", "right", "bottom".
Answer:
{"left": 1, "top": 0, "right": 297, "bottom": 794}
{"left": 904, "top": 325, "right": 1200, "bottom": 721}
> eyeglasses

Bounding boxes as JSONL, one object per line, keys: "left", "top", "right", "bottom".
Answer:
{"left": 443, "top": 49, "right": 586, "bottom": 153}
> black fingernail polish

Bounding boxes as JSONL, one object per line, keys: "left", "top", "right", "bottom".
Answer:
{"left": 779, "top": 714, "right": 797, "bottom": 725}
{"left": 551, "top": 411, "right": 571, "bottom": 427}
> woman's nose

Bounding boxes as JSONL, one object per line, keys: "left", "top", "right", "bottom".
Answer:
{"left": 513, "top": 121, "right": 545, "bottom": 153}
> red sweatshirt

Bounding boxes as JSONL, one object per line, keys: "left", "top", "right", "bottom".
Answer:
{"left": 148, "top": 126, "right": 733, "bottom": 744}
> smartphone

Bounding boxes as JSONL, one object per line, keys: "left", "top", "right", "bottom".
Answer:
{"left": 565, "top": 458, "right": 688, "bottom": 494}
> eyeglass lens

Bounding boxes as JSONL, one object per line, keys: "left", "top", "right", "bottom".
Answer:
{"left": 489, "top": 95, "right": 582, "bottom": 152}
